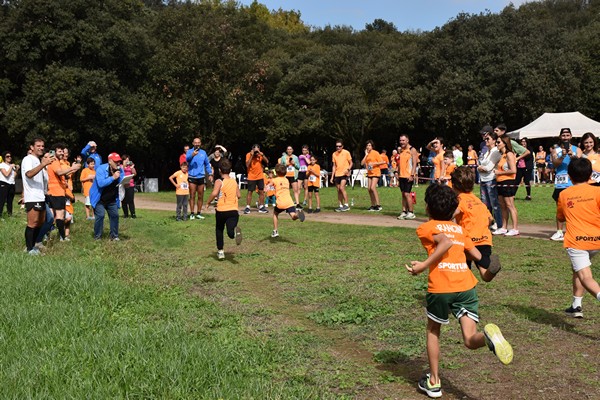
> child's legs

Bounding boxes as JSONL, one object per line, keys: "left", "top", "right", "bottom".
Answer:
{"left": 215, "top": 211, "right": 226, "bottom": 250}
{"left": 426, "top": 318, "right": 442, "bottom": 384}
{"left": 176, "top": 195, "right": 184, "bottom": 217}
{"left": 273, "top": 210, "right": 279, "bottom": 231}
{"left": 371, "top": 177, "right": 380, "bottom": 205}
{"left": 459, "top": 316, "right": 485, "bottom": 350}
{"left": 568, "top": 248, "right": 600, "bottom": 298}
{"left": 576, "top": 267, "right": 600, "bottom": 298}
{"left": 182, "top": 195, "right": 188, "bottom": 217}
{"left": 315, "top": 192, "right": 320, "bottom": 208}
{"left": 225, "top": 212, "right": 239, "bottom": 239}
{"left": 572, "top": 272, "right": 585, "bottom": 297}
{"left": 308, "top": 191, "right": 313, "bottom": 209}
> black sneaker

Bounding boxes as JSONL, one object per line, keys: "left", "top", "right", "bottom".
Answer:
{"left": 297, "top": 209, "right": 305, "bottom": 222}
{"left": 367, "top": 206, "right": 375, "bottom": 211}
{"left": 296, "top": 203, "right": 303, "bottom": 210}
{"left": 565, "top": 305, "right": 583, "bottom": 318}
{"left": 314, "top": 208, "right": 321, "bottom": 213}
{"left": 235, "top": 226, "right": 242, "bottom": 245}
{"left": 374, "top": 205, "right": 382, "bottom": 211}
{"left": 417, "top": 373, "right": 442, "bottom": 398}
{"left": 306, "top": 209, "right": 313, "bottom": 214}
{"left": 487, "top": 254, "right": 502, "bottom": 275}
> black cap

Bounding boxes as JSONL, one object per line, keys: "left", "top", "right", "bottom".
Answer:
{"left": 479, "top": 125, "right": 493, "bottom": 135}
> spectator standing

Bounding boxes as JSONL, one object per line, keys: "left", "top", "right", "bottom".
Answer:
{"left": 90, "top": 153, "right": 125, "bottom": 240}
{"left": 81, "top": 141, "right": 102, "bottom": 169}
{"left": 80, "top": 158, "right": 96, "bottom": 220}
{"left": 186, "top": 137, "right": 213, "bottom": 220}
{"left": 179, "top": 145, "right": 190, "bottom": 166}
{"left": 330, "top": 139, "right": 352, "bottom": 212}
{"left": 208, "top": 145, "right": 228, "bottom": 178}
{"left": 279, "top": 146, "right": 301, "bottom": 208}
{"left": 580, "top": 132, "right": 600, "bottom": 185}
{"left": 453, "top": 144, "right": 464, "bottom": 167}
{"left": 361, "top": 140, "right": 385, "bottom": 211}
{"left": 397, "top": 134, "right": 419, "bottom": 220}
{"left": 298, "top": 145, "right": 311, "bottom": 206}
{"left": 244, "top": 144, "right": 269, "bottom": 214}
{"left": 379, "top": 149, "right": 390, "bottom": 187}
{"left": 515, "top": 137, "right": 534, "bottom": 200}
{"left": 169, "top": 161, "right": 190, "bottom": 221}
{"left": 0, "top": 151, "right": 19, "bottom": 217}
{"left": 535, "top": 145, "right": 547, "bottom": 183}
{"left": 426, "top": 137, "right": 445, "bottom": 182}
{"left": 477, "top": 130, "right": 503, "bottom": 231}
{"left": 493, "top": 136, "right": 519, "bottom": 236}
{"left": 121, "top": 154, "right": 137, "bottom": 218}
{"left": 466, "top": 144, "right": 479, "bottom": 182}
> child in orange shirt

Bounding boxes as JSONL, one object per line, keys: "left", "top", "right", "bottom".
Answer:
{"left": 306, "top": 156, "right": 321, "bottom": 213}
{"left": 441, "top": 150, "right": 455, "bottom": 187}
{"left": 80, "top": 158, "right": 96, "bottom": 220}
{"left": 451, "top": 166, "right": 501, "bottom": 282}
{"left": 271, "top": 164, "right": 305, "bottom": 238}
{"left": 169, "top": 162, "right": 190, "bottom": 221}
{"left": 406, "top": 184, "right": 512, "bottom": 398}
{"left": 264, "top": 170, "right": 276, "bottom": 207}
{"left": 556, "top": 157, "right": 600, "bottom": 318}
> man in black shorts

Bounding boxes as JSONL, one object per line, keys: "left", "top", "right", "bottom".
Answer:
{"left": 245, "top": 144, "right": 269, "bottom": 214}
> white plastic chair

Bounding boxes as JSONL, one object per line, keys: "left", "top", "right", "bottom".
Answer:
{"left": 351, "top": 169, "right": 368, "bottom": 188}
{"left": 320, "top": 170, "right": 328, "bottom": 188}
{"left": 236, "top": 174, "right": 247, "bottom": 189}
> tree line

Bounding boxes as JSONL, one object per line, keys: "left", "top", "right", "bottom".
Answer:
{"left": 1, "top": 0, "right": 599, "bottom": 185}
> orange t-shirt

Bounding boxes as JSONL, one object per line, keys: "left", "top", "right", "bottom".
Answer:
{"left": 265, "top": 178, "right": 276, "bottom": 196}
{"left": 332, "top": 149, "right": 352, "bottom": 177}
{"left": 467, "top": 149, "right": 478, "bottom": 165}
{"left": 398, "top": 147, "right": 414, "bottom": 178}
{"left": 381, "top": 154, "right": 389, "bottom": 168}
{"left": 169, "top": 170, "right": 189, "bottom": 195}
{"left": 80, "top": 167, "right": 95, "bottom": 197}
{"left": 364, "top": 150, "right": 382, "bottom": 177}
{"left": 585, "top": 153, "right": 600, "bottom": 183}
{"left": 273, "top": 176, "right": 294, "bottom": 209}
{"left": 60, "top": 160, "right": 74, "bottom": 191}
{"left": 416, "top": 219, "right": 478, "bottom": 294}
{"left": 246, "top": 152, "right": 264, "bottom": 181}
{"left": 307, "top": 164, "right": 321, "bottom": 187}
{"left": 557, "top": 184, "right": 600, "bottom": 250}
{"left": 47, "top": 159, "right": 67, "bottom": 196}
{"left": 443, "top": 163, "right": 456, "bottom": 187}
{"left": 216, "top": 178, "right": 238, "bottom": 212}
{"left": 432, "top": 149, "right": 444, "bottom": 179}
{"left": 456, "top": 192, "right": 492, "bottom": 246}
{"left": 496, "top": 153, "right": 516, "bottom": 182}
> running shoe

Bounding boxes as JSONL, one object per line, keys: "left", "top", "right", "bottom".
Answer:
{"left": 297, "top": 209, "right": 305, "bottom": 222}
{"left": 367, "top": 206, "right": 376, "bottom": 211}
{"left": 492, "top": 228, "right": 508, "bottom": 235}
{"left": 341, "top": 205, "right": 350, "bottom": 212}
{"left": 525, "top": 195, "right": 532, "bottom": 201}
{"left": 28, "top": 248, "right": 41, "bottom": 256}
{"left": 334, "top": 206, "right": 343, "bottom": 212}
{"left": 60, "top": 236, "right": 71, "bottom": 242}
{"left": 271, "top": 230, "right": 279, "bottom": 238}
{"left": 504, "top": 229, "right": 519, "bottom": 236}
{"left": 110, "top": 237, "right": 120, "bottom": 242}
{"left": 564, "top": 305, "right": 583, "bottom": 318}
{"left": 550, "top": 230, "right": 564, "bottom": 241}
{"left": 244, "top": 206, "right": 251, "bottom": 215}
{"left": 190, "top": 214, "right": 195, "bottom": 220}
{"left": 397, "top": 211, "right": 407, "bottom": 220}
{"left": 217, "top": 250, "right": 225, "bottom": 260}
{"left": 484, "top": 323, "right": 513, "bottom": 365}
{"left": 314, "top": 208, "right": 321, "bottom": 213}
{"left": 196, "top": 213, "right": 205, "bottom": 220}
{"left": 296, "top": 203, "right": 303, "bottom": 210}
{"left": 405, "top": 212, "right": 416, "bottom": 220}
{"left": 417, "top": 373, "right": 442, "bottom": 399}
{"left": 374, "top": 205, "right": 382, "bottom": 211}
{"left": 258, "top": 206, "right": 269, "bottom": 214}
{"left": 235, "top": 226, "right": 242, "bottom": 245}
{"left": 490, "top": 222, "right": 498, "bottom": 231}
{"left": 306, "top": 209, "right": 313, "bottom": 214}
{"left": 487, "top": 254, "right": 502, "bottom": 275}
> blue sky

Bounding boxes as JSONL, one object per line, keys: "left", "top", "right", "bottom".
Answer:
{"left": 238, "top": 0, "right": 532, "bottom": 32}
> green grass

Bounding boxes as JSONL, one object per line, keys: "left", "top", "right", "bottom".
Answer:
{"left": 0, "top": 197, "right": 598, "bottom": 399}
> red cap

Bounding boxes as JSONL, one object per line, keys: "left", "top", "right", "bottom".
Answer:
{"left": 108, "top": 152, "right": 122, "bottom": 162}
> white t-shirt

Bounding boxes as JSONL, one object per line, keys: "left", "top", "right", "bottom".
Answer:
{"left": 21, "top": 154, "right": 45, "bottom": 202}
{"left": 0, "top": 162, "right": 16, "bottom": 184}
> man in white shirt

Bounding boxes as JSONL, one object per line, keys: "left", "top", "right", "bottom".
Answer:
{"left": 21, "top": 137, "right": 54, "bottom": 255}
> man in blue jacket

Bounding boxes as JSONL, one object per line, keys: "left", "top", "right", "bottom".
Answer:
{"left": 81, "top": 140, "right": 102, "bottom": 169}
{"left": 90, "top": 152, "right": 124, "bottom": 240}
{"left": 186, "top": 137, "right": 213, "bottom": 220}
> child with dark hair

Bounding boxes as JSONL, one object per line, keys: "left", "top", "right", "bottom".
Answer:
{"left": 271, "top": 163, "right": 305, "bottom": 238}
{"left": 406, "top": 183, "right": 513, "bottom": 398}
{"left": 169, "top": 161, "right": 190, "bottom": 221}
{"left": 557, "top": 157, "right": 600, "bottom": 318}
{"left": 451, "top": 166, "right": 501, "bottom": 282}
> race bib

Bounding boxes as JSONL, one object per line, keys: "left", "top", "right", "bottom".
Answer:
{"left": 180, "top": 182, "right": 189, "bottom": 190}
{"left": 308, "top": 175, "right": 317, "bottom": 182}
{"left": 287, "top": 166, "right": 295, "bottom": 172}
{"left": 555, "top": 174, "right": 568, "bottom": 185}
{"left": 299, "top": 166, "right": 307, "bottom": 172}
{"left": 592, "top": 171, "right": 600, "bottom": 183}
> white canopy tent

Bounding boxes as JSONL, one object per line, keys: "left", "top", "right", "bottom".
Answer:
{"left": 507, "top": 112, "right": 600, "bottom": 139}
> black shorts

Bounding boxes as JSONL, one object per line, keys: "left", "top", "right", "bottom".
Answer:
{"left": 308, "top": 186, "right": 319, "bottom": 193}
{"left": 247, "top": 179, "right": 265, "bottom": 192}
{"left": 47, "top": 195, "right": 66, "bottom": 210}
{"left": 286, "top": 176, "right": 297, "bottom": 185}
{"left": 334, "top": 176, "right": 349, "bottom": 185}
{"left": 381, "top": 168, "right": 389, "bottom": 176}
{"left": 274, "top": 205, "right": 296, "bottom": 215}
{"left": 188, "top": 177, "right": 205, "bottom": 185}
{"left": 399, "top": 178, "right": 413, "bottom": 193}
{"left": 497, "top": 179, "right": 517, "bottom": 197}
{"left": 552, "top": 188, "right": 566, "bottom": 202}
{"left": 25, "top": 201, "right": 45, "bottom": 212}
{"left": 470, "top": 245, "right": 492, "bottom": 269}
{"left": 536, "top": 163, "right": 546, "bottom": 169}
{"left": 297, "top": 171, "right": 307, "bottom": 180}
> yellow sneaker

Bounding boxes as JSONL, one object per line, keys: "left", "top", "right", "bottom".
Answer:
{"left": 484, "top": 323, "right": 513, "bottom": 365}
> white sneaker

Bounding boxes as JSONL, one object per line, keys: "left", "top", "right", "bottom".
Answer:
{"left": 490, "top": 222, "right": 498, "bottom": 231}
{"left": 195, "top": 213, "right": 205, "bottom": 220}
{"left": 405, "top": 212, "right": 416, "bottom": 220}
{"left": 397, "top": 211, "right": 407, "bottom": 220}
{"left": 190, "top": 214, "right": 195, "bottom": 220}
{"left": 492, "top": 228, "right": 508, "bottom": 235}
{"left": 550, "top": 230, "right": 564, "bottom": 241}
{"left": 217, "top": 250, "right": 225, "bottom": 260}
{"left": 505, "top": 229, "right": 520, "bottom": 237}
{"left": 271, "top": 230, "right": 279, "bottom": 238}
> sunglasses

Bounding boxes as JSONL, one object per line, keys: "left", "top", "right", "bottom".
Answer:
{"left": 336, "top": 145, "right": 342, "bottom": 148}
{"left": 5, "top": 155, "right": 11, "bottom": 158}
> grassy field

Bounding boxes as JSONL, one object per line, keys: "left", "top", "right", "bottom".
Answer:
{"left": 0, "top": 193, "right": 597, "bottom": 399}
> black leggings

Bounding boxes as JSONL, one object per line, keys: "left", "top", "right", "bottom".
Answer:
{"left": 215, "top": 210, "right": 239, "bottom": 250}
{"left": 0, "top": 182, "right": 15, "bottom": 216}
{"left": 122, "top": 186, "right": 136, "bottom": 216}
{"left": 515, "top": 167, "right": 533, "bottom": 196}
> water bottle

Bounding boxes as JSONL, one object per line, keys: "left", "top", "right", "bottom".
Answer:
{"left": 350, "top": 198, "right": 355, "bottom": 207}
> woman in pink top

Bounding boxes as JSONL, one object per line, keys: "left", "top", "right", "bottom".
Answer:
{"left": 122, "top": 154, "right": 137, "bottom": 218}
{"left": 297, "top": 145, "right": 311, "bottom": 206}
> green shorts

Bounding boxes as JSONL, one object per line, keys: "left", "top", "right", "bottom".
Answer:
{"left": 426, "top": 288, "right": 479, "bottom": 325}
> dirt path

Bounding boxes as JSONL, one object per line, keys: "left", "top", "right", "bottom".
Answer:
{"left": 131, "top": 196, "right": 557, "bottom": 240}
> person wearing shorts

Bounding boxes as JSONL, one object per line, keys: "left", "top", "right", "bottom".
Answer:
{"left": 21, "top": 137, "right": 54, "bottom": 255}
{"left": 330, "top": 139, "right": 352, "bottom": 212}
{"left": 493, "top": 136, "right": 519, "bottom": 236}
{"left": 361, "top": 140, "right": 385, "bottom": 211}
{"left": 186, "top": 137, "right": 213, "bottom": 220}
{"left": 245, "top": 144, "right": 269, "bottom": 214}
{"left": 406, "top": 184, "right": 512, "bottom": 398}
{"left": 306, "top": 155, "right": 321, "bottom": 213}
{"left": 80, "top": 158, "right": 96, "bottom": 220}
{"left": 397, "top": 134, "right": 419, "bottom": 220}
{"left": 556, "top": 157, "right": 600, "bottom": 318}
{"left": 271, "top": 164, "right": 305, "bottom": 238}
{"left": 298, "top": 145, "right": 311, "bottom": 206}
{"left": 279, "top": 146, "right": 301, "bottom": 208}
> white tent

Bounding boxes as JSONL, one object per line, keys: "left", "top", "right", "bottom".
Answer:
{"left": 507, "top": 112, "right": 600, "bottom": 139}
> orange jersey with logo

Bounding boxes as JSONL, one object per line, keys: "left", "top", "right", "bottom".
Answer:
{"left": 246, "top": 152, "right": 265, "bottom": 181}
{"left": 416, "top": 219, "right": 478, "bottom": 293}
{"left": 557, "top": 184, "right": 600, "bottom": 250}
{"left": 216, "top": 178, "right": 239, "bottom": 212}
{"left": 398, "top": 147, "right": 414, "bottom": 178}
{"left": 364, "top": 150, "right": 382, "bottom": 177}
{"left": 306, "top": 164, "right": 321, "bottom": 187}
{"left": 265, "top": 178, "right": 276, "bottom": 196}
{"left": 456, "top": 192, "right": 492, "bottom": 246}
{"left": 80, "top": 167, "right": 95, "bottom": 197}
{"left": 273, "top": 176, "right": 294, "bottom": 209}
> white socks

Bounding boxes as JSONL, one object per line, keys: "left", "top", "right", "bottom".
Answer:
{"left": 572, "top": 296, "right": 583, "bottom": 308}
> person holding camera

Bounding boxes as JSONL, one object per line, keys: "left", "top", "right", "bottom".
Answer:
{"left": 0, "top": 151, "right": 19, "bottom": 217}
{"left": 185, "top": 137, "right": 213, "bottom": 220}
{"left": 121, "top": 154, "right": 137, "bottom": 218}
{"left": 550, "top": 128, "right": 582, "bottom": 241}
{"left": 245, "top": 144, "right": 269, "bottom": 214}
{"left": 81, "top": 140, "right": 102, "bottom": 170}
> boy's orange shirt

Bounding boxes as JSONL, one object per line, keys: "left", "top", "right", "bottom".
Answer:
{"left": 265, "top": 178, "right": 276, "bottom": 196}
{"left": 169, "top": 169, "right": 189, "bottom": 195}
{"left": 80, "top": 166, "right": 95, "bottom": 197}
{"left": 364, "top": 150, "right": 382, "bottom": 177}
{"left": 216, "top": 178, "right": 238, "bottom": 212}
{"left": 443, "top": 163, "right": 455, "bottom": 187}
{"left": 273, "top": 176, "right": 294, "bottom": 209}
{"left": 307, "top": 164, "right": 321, "bottom": 187}
{"left": 416, "top": 219, "right": 478, "bottom": 294}
{"left": 456, "top": 192, "right": 493, "bottom": 246}
{"left": 557, "top": 184, "right": 600, "bottom": 250}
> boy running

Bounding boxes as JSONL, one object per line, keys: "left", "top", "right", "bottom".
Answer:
{"left": 271, "top": 164, "right": 305, "bottom": 238}
{"left": 407, "top": 184, "right": 513, "bottom": 398}
{"left": 556, "top": 157, "right": 600, "bottom": 318}
{"left": 205, "top": 160, "right": 242, "bottom": 260}
{"left": 306, "top": 156, "right": 321, "bottom": 213}
{"left": 169, "top": 162, "right": 190, "bottom": 221}
{"left": 451, "top": 166, "right": 501, "bottom": 282}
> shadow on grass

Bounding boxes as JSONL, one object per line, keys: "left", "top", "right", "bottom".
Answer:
{"left": 260, "top": 236, "right": 296, "bottom": 244}
{"left": 507, "top": 304, "right": 598, "bottom": 341}
{"left": 375, "top": 352, "right": 476, "bottom": 399}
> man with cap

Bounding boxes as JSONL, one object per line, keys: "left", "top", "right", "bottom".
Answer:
{"left": 81, "top": 140, "right": 102, "bottom": 170}
{"left": 89, "top": 152, "right": 124, "bottom": 240}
